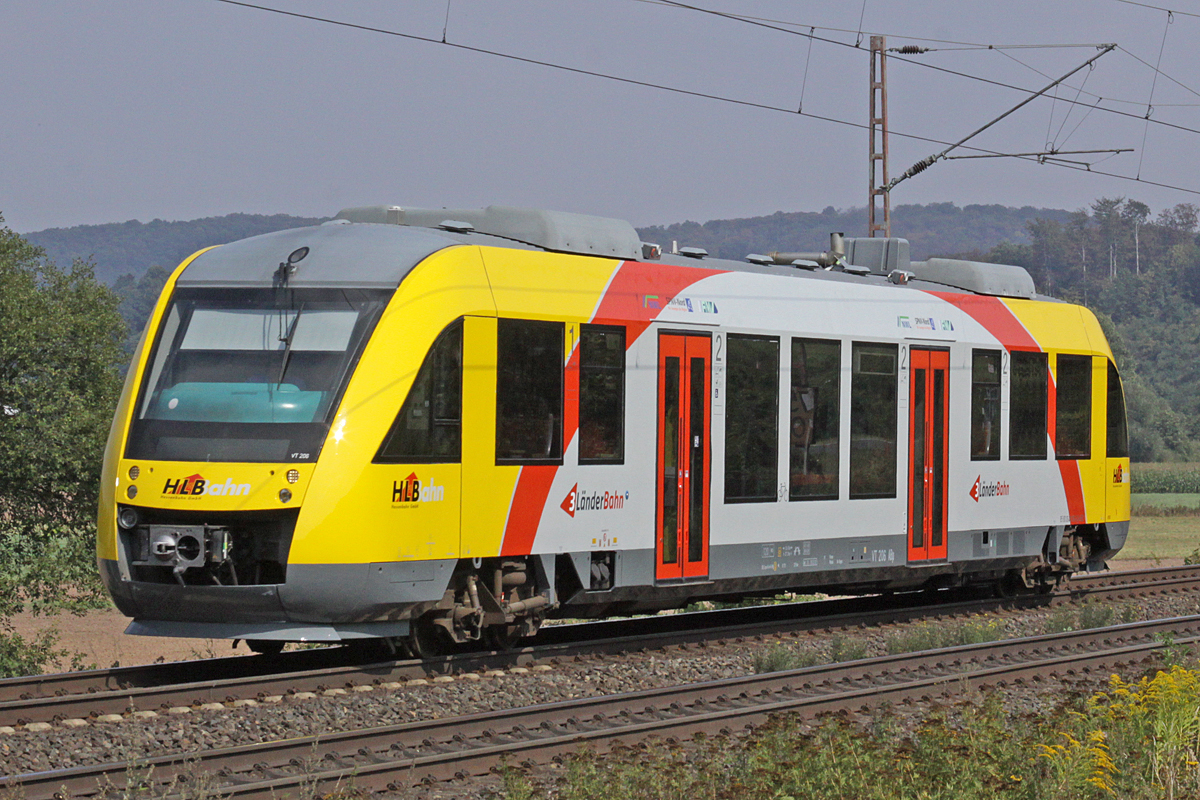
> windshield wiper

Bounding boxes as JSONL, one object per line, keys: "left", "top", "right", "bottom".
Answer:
{"left": 276, "top": 306, "right": 304, "bottom": 386}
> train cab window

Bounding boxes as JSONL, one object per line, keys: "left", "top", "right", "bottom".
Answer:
{"left": 1055, "top": 354, "right": 1092, "bottom": 460}
{"left": 126, "top": 287, "right": 388, "bottom": 463}
{"left": 970, "top": 350, "right": 1002, "bottom": 460}
{"left": 376, "top": 320, "right": 462, "bottom": 463}
{"left": 578, "top": 325, "right": 625, "bottom": 464}
{"left": 789, "top": 338, "right": 840, "bottom": 500}
{"left": 1009, "top": 351, "right": 1048, "bottom": 460}
{"left": 724, "top": 334, "right": 780, "bottom": 503}
{"left": 1107, "top": 360, "right": 1129, "bottom": 458}
{"left": 849, "top": 342, "right": 898, "bottom": 499}
{"left": 496, "top": 319, "right": 564, "bottom": 464}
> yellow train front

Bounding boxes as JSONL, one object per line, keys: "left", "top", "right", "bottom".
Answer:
{"left": 98, "top": 205, "right": 1131, "bottom": 655}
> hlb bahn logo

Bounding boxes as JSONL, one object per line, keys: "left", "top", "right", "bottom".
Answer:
{"left": 162, "top": 474, "right": 251, "bottom": 497}
{"left": 560, "top": 484, "right": 629, "bottom": 518}
{"left": 969, "top": 475, "right": 1010, "bottom": 502}
{"left": 391, "top": 473, "right": 445, "bottom": 506}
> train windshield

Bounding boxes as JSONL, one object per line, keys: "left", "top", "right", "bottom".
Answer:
{"left": 125, "top": 287, "right": 389, "bottom": 463}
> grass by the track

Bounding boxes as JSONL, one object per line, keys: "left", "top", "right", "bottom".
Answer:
{"left": 1114, "top": 514, "right": 1200, "bottom": 561}
{"left": 1131, "top": 492, "right": 1200, "bottom": 509}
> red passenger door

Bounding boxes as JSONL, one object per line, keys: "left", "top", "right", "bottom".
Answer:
{"left": 908, "top": 348, "right": 949, "bottom": 561}
{"left": 656, "top": 333, "right": 712, "bottom": 581}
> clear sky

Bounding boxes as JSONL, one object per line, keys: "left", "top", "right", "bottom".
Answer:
{"left": 4, "top": 0, "right": 1200, "bottom": 233}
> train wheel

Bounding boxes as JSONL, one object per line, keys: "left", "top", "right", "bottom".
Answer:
{"left": 484, "top": 623, "right": 523, "bottom": 651}
{"left": 406, "top": 618, "right": 444, "bottom": 659}
{"left": 247, "top": 640, "right": 285, "bottom": 656}
{"left": 995, "top": 571, "right": 1025, "bottom": 599}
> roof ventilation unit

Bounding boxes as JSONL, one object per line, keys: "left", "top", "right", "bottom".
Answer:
{"left": 909, "top": 257, "right": 1036, "bottom": 299}
{"left": 843, "top": 237, "right": 910, "bottom": 274}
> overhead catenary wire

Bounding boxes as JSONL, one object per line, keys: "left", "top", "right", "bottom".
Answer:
{"left": 797, "top": 27, "right": 815, "bottom": 113}
{"left": 627, "top": 0, "right": 1106, "bottom": 50}
{"left": 1118, "top": 45, "right": 1200, "bottom": 100}
{"left": 944, "top": 148, "right": 1133, "bottom": 160}
{"left": 205, "top": 0, "right": 1200, "bottom": 199}
{"left": 652, "top": 0, "right": 1200, "bottom": 141}
{"left": 994, "top": 46, "right": 1181, "bottom": 111}
{"left": 1047, "top": 57, "right": 1097, "bottom": 149}
{"left": 1058, "top": 98, "right": 1106, "bottom": 151}
{"left": 1111, "top": 0, "right": 1200, "bottom": 19}
{"left": 205, "top": 0, "right": 1109, "bottom": 156}
{"left": 855, "top": 0, "right": 869, "bottom": 47}
{"left": 1137, "top": 10, "right": 1174, "bottom": 178}
{"left": 886, "top": 45, "right": 1118, "bottom": 191}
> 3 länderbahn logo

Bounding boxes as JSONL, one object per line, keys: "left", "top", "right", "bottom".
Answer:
{"left": 560, "top": 484, "right": 629, "bottom": 518}
{"left": 969, "top": 475, "right": 1010, "bottom": 502}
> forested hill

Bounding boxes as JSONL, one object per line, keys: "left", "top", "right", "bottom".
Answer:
{"left": 22, "top": 202, "right": 1072, "bottom": 287}
{"left": 637, "top": 202, "right": 1074, "bottom": 261}
{"left": 24, "top": 213, "right": 325, "bottom": 286}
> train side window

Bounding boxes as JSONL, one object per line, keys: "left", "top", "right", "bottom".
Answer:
{"left": 578, "top": 325, "right": 625, "bottom": 464}
{"left": 1055, "top": 354, "right": 1092, "bottom": 460}
{"left": 790, "top": 338, "right": 840, "bottom": 500}
{"left": 375, "top": 319, "right": 462, "bottom": 463}
{"left": 1106, "top": 360, "right": 1129, "bottom": 458}
{"left": 849, "top": 342, "right": 898, "bottom": 499}
{"left": 1009, "top": 351, "right": 1048, "bottom": 460}
{"left": 970, "top": 350, "right": 1002, "bottom": 460}
{"left": 496, "top": 319, "right": 564, "bottom": 464}
{"left": 724, "top": 334, "right": 780, "bottom": 503}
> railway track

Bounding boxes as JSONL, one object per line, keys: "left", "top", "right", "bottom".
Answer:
{"left": 6, "top": 611, "right": 1198, "bottom": 799}
{"left": 0, "top": 564, "right": 1196, "bottom": 730}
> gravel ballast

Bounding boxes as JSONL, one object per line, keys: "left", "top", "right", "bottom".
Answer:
{"left": 2, "top": 590, "right": 1199, "bottom": 789}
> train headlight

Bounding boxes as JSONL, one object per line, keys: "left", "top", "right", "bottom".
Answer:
{"left": 286, "top": 469, "right": 300, "bottom": 484}
{"left": 117, "top": 507, "right": 139, "bottom": 530}
{"left": 126, "top": 485, "right": 138, "bottom": 499}
{"left": 279, "top": 488, "right": 292, "bottom": 503}
{"left": 128, "top": 465, "right": 140, "bottom": 481}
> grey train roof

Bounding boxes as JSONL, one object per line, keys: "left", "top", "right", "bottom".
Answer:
{"left": 335, "top": 205, "right": 644, "bottom": 261}
{"left": 176, "top": 204, "right": 1040, "bottom": 300}
{"left": 175, "top": 222, "right": 460, "bottom": 289}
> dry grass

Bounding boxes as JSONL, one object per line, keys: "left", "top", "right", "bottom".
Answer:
{"left": 1114, "top": 515, "right": 1200, "bottom": 561}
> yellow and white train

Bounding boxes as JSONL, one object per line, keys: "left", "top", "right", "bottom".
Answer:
{"left": 97, "top": 205, "right": 1130, "bottom": 654}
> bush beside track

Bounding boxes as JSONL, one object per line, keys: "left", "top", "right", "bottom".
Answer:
{"left": 504, "top": 657, "right": 1200, "bottom": 800}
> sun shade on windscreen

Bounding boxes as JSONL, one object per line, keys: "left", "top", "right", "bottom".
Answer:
{"left": 180, "top": 309, "right": 359, "bottom": 352}
{"left": 143, "top": 306, "right": 364, "bottom": 425}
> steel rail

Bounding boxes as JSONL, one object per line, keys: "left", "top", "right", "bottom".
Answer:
{"left": 1, "top": 564, "right": 1196, "bottom": 727}
{"left": 7, "top": 613, "right": 1199, "bottom": 799}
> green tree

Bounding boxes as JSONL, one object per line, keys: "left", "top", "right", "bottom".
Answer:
{"left": 0, "top": 213, "right": 124, "bottom": 623}
{"left": 998, "top": 199, "right": 1200, "bottom": 460}
{"left": 112, "top": 264, "right": 170, "bottom": 353}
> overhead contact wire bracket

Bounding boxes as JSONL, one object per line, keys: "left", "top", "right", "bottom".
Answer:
{"left": 886, "top": 43, "right": 1117, "bottom": 192}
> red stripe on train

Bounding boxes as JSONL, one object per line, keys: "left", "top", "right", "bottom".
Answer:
{"left": 930, "top": 289, "right": 1088, "bottom": 524}
{"left": 499, "top": 260, "right": 724, "bottom": 557}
